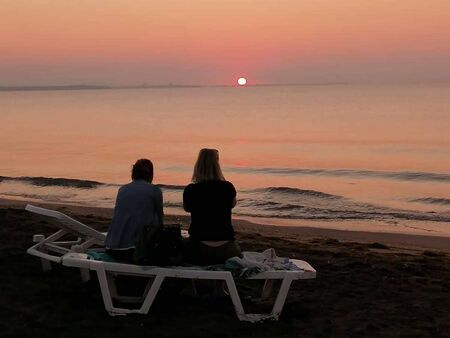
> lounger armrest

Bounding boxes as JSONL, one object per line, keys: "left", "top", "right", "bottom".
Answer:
{"left": 62, "top": 252, "right": 92, "bottom": 269}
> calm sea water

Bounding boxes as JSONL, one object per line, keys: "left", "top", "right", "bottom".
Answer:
{"left": 1, "top": 84, "right": 449, "bottom": 235}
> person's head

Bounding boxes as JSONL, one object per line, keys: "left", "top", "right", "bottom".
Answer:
{"left": 192, "top": 148, "right": 225, "bottom": 183}
{"left": 131, "top": 159, "right": 154, "bottom": 182}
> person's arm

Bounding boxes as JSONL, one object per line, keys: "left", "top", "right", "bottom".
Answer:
{"left": 229, "top": 182, "right": 237, "bottom": 209}
{"left": 231, "top": 197, "right": 237, "bottom": 208}
{"left": 106, "top": 187, "right": 123, "bottom": 247}
{"left": 183, "top": 185, "right": 191, "bottom": 212}
{"left": 110, "top": 187, "right": 122, "bottom": 226}
{"left": 156, "top": 188, "right": 164, "bottom": 227}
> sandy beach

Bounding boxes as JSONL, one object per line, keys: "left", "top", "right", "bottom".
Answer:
{"left": 3, "top": 1, "right": 450, "bottom": 337}
{"left": 1, "top": 198, "right": 449, "bottom": 337}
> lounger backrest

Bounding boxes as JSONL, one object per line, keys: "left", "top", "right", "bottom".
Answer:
{"left": 25, "top": 204, "right": 106, "bottom": 243}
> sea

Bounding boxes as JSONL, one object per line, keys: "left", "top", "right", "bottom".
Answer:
{"left": 1, "top": 84, "right": 449, "bottom": 236}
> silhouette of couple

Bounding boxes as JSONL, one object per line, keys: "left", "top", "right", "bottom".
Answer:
{"left": 105, "top": 149, "right": 241, "bottom": 265}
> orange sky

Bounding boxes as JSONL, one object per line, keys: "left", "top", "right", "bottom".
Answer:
{"left": 1, "top": 0, "right": 450, "bottom": 85}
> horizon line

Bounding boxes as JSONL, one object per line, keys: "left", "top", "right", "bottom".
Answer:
{"left": 0, "top": 82, "right": 350, "bottom": 92}
{"left": 1, "top": 80, "right": 450, "bottom": 92}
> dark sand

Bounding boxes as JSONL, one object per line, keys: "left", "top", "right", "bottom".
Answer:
{"left": 1, "top": 200, "right": 449, "bottom": 337}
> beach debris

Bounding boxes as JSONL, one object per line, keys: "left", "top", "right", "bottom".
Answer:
{"left": 369, "top": 242, "right": 389, "bottom": 250}
{"left": 422, "top": 250, "right": 442, "bottom": 257}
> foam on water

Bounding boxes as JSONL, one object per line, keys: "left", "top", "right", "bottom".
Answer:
{"left": 229, "top": 167, "right": 450, "bottom": 183}
{"left": 411, "top": 197, "right": 450, "bottom": 206}
{"left": 1, "top": 176, "right": 449, "bottom": 225}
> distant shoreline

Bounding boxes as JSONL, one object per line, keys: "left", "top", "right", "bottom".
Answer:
{"left": 1, "top": 81, "right": 448, "bottom": 92}
{"left": 0, "top": 82, "right": 348, "bottom": 92}
{"left": 0, "top": 84, "right": 199, "bottom": 92}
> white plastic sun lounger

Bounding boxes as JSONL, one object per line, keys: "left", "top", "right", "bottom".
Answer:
{"left": 62, "top": 252, "right": 316, "bottom": 322}
{"left": 25, "top": 204, "right": 106, "bottom": 276}
{"left": 26, "top": 204, "right": 317, "bottom": 322}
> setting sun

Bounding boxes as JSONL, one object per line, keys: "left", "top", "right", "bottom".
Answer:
{"left": 237, "top": 77, "right": 247, "bottom": 86}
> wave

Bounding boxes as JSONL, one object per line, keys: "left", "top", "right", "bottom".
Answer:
{"left": 2, "top": 175, "right": 449, "bottom": 223}
{"left": 236, "top": 197, "right": 450, "bottom": 222}
{"left": 0, "top": 192, "right": 78, "bottom": 203}
{"left": 0, "top": 176, "right": 103, "bottom": 188}
{"left": 411, "top": 197, "right": 450, "bottom": 206}
{"left": 0, "top": 176, "right": 186, "bottom": 191}
{"left": 229, "top": 167, "right": 450, "bottom": 182}
{"left": 251, "top": 186, "right": 343, "bottom": 199}
{"left": 163, "top": 201, "right": 184, "bottom": 208}
{"left": 234, "top": 208, "right": 450, "bottom": 222}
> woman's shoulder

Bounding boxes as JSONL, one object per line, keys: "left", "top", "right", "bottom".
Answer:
{"left": 222, "top": 180, "right": 235, "bottom": 189}
{"left": 212, "top": 180, "right": 236, "bottom": 193}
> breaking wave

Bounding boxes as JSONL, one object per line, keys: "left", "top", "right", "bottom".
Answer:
{"left": 250, "top": 186, "right": 343, "bottom": 199}
{"left": 1, "top": 175, "right": 449, "bottom": 224}
{"left": 412, "top": 197, "right": 450, "bottom": 206}
{"left": 235, "top": 199, "right": 450, "bottom": 222}
{"left": 0, "top": 176, "right": 185, "bottom": 190}
{"left": 229, "top": 167, "right": 450, "bottom": 182}
{"left": 0, "top": 176, "right": 103, "bottom": 188}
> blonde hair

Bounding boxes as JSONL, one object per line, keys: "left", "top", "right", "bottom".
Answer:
{"left": 192, "top": 148, "right": 226, "bottom": 183}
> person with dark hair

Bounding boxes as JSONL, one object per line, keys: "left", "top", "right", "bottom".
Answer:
{"left": 183, "top": 149, "right": 241, "bottom": 265}
{"left": 131, "top": 158, "right": 154, "bottom": 181}
{"left": 105, "top": 159, "right": 163, "bottom": 262}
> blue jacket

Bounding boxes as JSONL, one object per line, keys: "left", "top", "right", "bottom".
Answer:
{"left": 105, "top": 180, "right": 163, "bottom": 249}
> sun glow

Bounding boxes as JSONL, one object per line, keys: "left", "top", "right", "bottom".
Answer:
{"left": 237, "top": 77, "right": 247, "bottom": 86}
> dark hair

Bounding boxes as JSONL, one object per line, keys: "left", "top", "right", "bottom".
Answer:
{"left": 131, "top": 159, "right": 154, "bottom": 182}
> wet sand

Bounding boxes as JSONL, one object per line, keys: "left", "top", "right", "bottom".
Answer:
{"left": 2, "top": 198, "right": 449, "bottom": 252}
{"left": 0, "top": 199, "right": 449, "bottom": 337}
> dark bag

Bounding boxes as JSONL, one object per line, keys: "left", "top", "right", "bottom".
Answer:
{"left": 134, "top": 223, "right": 183, "bottom": 266}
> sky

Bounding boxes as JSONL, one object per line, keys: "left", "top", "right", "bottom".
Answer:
{"left": 1, "top": 0, "right": 450, "bottom": 86}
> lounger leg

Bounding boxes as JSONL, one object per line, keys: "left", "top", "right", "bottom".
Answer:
{"left": 30, "top": 230, "right": 68, "bottom": 271}
{"left": 229, "top": 277, "right": 294, "bottom": 322}
{"left": 140, "top": 275, "right": 165, "bottom": 314}
{"left": 224, "top": 274, "right": 278, "bottom": 322}
{"left": 106, "top": 274, "right": 119, "bottom": 299}
{"left": 104, "top": 274, "right": 155, "bottom": 304}
{"left": 71, "top": 243, "right": 91, "bottom": 282}
{"left": 223, "top": 275, "right": 245, "bottom": 320}
{"left": 261, "top": 279, "right": 274, "bottom": 298}
{"left": 79, "top": 268, "right": 91, "bottom": 282}
{"left": 94, "top": 264, "right": 116, "bottom": 314}
{"left": 270, "top": 277, "right": 293, "bottom": 319}
{"left": 40, "top": 250, "right": 52, "bottom": 271}
{"left": 142, "top": 277, "right": 155, "bottom": 297}
{"left": 190, "top": 280, "right": 198, "bottom": 296}
{"left": 32, "top": 235, "right": 52, "bottom": 271}
{"left": 94, "top": 271, "right": 167, "bottom": 315}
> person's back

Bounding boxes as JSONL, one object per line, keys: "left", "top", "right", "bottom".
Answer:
{"left": 184, "top": 180, "right": 235, "bottom": 241}
{"left": 105, "top": 159, "right": 163, "bottom": 261}
{"left": 183, "top": 148, "right": 241, "bottom": 265}
{"left": 106, "top": 180, "right": 162, "bottom": 250}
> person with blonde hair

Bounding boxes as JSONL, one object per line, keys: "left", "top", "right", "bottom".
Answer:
{"left": 183, "top": 148, "right": 241, "bottom": 265}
